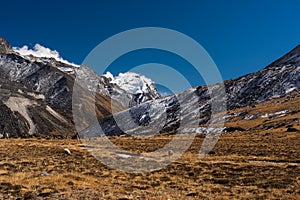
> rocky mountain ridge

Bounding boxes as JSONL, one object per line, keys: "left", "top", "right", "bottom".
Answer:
{"left": 80, "top": 44, "right": 300, "bottom": 137}
{"left": 0, "top": 37, "right": 160, "bottom": 138}
{"left": 0, "top": 37, "right": 299, "bottom": 138}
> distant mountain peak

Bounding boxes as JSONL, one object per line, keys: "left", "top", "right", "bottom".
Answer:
{"left": 103, "top": 72, "right": 160, "bottom": 96}
{"left": 102, "top": 71, "right": 161, "bottom": 105}
{"left": 12, "top": 43, "right": 80, "bottom": 67}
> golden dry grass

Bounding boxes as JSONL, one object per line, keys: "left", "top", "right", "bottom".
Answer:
{"left": 0, "top": 95, "right": 299, "bottom": 199}
{"left": 0, "top": 129, "right": 299, "bottom": 200}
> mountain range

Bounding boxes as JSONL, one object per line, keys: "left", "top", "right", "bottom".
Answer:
{"left": 0, "top": 37, "right": 299, "bottom": 138}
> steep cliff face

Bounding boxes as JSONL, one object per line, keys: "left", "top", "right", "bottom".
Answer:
{"left": 0, "top": 69, "right": 74, "bottom": 138}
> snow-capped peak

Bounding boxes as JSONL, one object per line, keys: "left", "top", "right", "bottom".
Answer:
{"left": 12, "top": 44, "right": 79, "bottom": 67}
{"left": 103, "top": 72, "right": 160, "bottom": 96}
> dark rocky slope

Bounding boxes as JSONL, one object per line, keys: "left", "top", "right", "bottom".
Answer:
{"left": 81, "top": 44, "right": 300, "bottom": 137}
{"left": 0, "top": 37, "right": 160, "bottom": 138}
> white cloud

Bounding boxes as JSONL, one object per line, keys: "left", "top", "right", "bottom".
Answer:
{"left": 13, "top": 44, "right": 79, "bottom": 67}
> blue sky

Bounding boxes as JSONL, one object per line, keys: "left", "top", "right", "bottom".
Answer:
{"left": 2, "top": 0, "right": 300, "bottom": 92}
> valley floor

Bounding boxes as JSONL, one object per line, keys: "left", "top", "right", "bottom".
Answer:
{"left": 0, "top": 129, "right": 299, "bottom": 199}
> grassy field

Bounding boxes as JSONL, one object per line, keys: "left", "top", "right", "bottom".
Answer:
{"left": 0, "top": 95, "right": 299, "bottom": 199}
{"left": 0, "top": 129, "right": 299, "bottom": 199}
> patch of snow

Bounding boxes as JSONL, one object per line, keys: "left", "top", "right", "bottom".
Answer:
{"left": 261, "top": 110, "right": 288, "bottom": 118}
{"left": 181, "top": 127, "right": 226, "bottom": 134}
{"left": 261, "top": 113, "right": 272, "bottom": 118}
{"left": 244, "top": 114, "right": 259, "bottom": 120}
{"left": 286, "top": 87, "right": 296, "bottom": 93}
{"left": 50, "top": 85, "right": 69, "bottom": 99}
{"left": 222, "top": 115, "right": 232, "bottom": 120}
{"left": 277, "top": 114, "right": 286, "bottom": 118}
{"left": 57, "top": 66, "right": 75, "bottom": 74}
{"left": 275, "top": 110, "right": 288, "bottom": 115}
{"left": 39, "top": 172, "right": 50, "bottom": 177}
{"left": 13, "top": 44, "right": 79, "bottom": 67}
{"left": 226, "top": 111, "right": 248, "bottom": 119}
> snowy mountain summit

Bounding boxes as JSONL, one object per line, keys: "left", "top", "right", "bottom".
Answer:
{"left": 12, "top": 43, "right": 79, "bottom": 68}
{"left": 103, "top": 72, "right": 161, "bottom": 104}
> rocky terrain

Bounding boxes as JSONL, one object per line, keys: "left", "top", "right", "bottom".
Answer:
{"left": 0, "top": 37, "right": 299, "bottom": 199}
{"left": 0, "top": 36, "right": 299, "bottom": 140}
{"left": 0, "top": 37, "right": 160, "bottom": 138}
{"left": 80, "top": 44, "right": 300, "bottom": 137}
